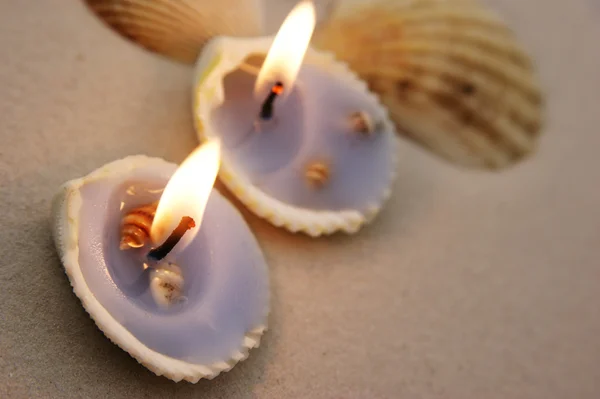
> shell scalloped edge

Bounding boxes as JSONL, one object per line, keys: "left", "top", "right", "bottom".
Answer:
{"left": 51, "top": 155, "right": 269, "bottom": 383}
{"left": 193, "top": 37, "right": 399, "bottom": 237}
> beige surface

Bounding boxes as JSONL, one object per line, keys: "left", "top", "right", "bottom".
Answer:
{"left": 1, "top": 0, "right": 599, "bottom": 398}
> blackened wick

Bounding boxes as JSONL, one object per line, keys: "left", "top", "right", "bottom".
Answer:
{"left": 147, "top": 216, "right": 196, "bottom": 261}
{"left": 259, "top": 81, "right": 284, "bottom": 120}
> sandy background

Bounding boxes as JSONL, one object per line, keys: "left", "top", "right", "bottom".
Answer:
{"left": 1, "top": 0, "right": 599, "bottom": 398}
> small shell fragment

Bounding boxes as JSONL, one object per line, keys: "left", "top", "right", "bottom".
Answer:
{"left": 305, "top": 161, "right": 331, "bottom": 188}
{"left": 349, "top": 111, "right": 379, "bottom": 136}
{"left": 83, "top": 0, "right": 265, "bottom": 64}
{"left": 314, "top": 0, "right": 545, "bottom": 170}
{"left": 120, "top": 201, "right": 157, "bottom": 250}
{"left": 149, "top": 263, "right": 185, "bottom": 309}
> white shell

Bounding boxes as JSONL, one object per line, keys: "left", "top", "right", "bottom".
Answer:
{"left": 314, "top": 0, "right": 544, "bottom": 170}
{"left": 192, "top": 36, "right": 398, "bottom": 237}
{"left": 51, "top": 155, "right": 269, "bottom": 383}
{"left": 83, "top": 0, "right": 265, "bottom": 64}
{"left": 149, "top": 263, "right": 185, "bottom": 309}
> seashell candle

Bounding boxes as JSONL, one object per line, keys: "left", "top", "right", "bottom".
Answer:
{"left": 193, "top": 0, "right": 398, "bottom": 237}
{"left": 51, "top": 140, "right": 270, "bottom": 383}
{"left": 313, "top": 0, "right": 545, "bottom": 170}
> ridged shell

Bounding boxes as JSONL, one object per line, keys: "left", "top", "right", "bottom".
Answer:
{"left": 193, "top": 37, "right": 398, "bottom": 237}
{"left": 83, "top": 0, "right": 265, "bottom": 64}
{"left": 51, "top": 155, "right": 269, "bottom": 383}
{"left": 313, "top": 0, "right": 544, "bottom": 170}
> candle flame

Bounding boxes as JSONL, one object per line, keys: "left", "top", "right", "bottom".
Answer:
{"left": 150, "top": 139, "right": 221, "bottom": 253}
{"left": 254, "top": 0, "right": 316, "bottom": 100}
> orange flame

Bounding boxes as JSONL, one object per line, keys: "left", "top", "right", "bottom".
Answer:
{"left": 150, "top": 139, "right": 221, "bottom": 252}
{"left": 254, "top": 0, "right": 316, "bottom": 101}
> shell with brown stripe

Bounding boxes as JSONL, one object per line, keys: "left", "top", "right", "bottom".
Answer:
{"left": 120, "top": 201, "right": 158, "bottom": 250}
{"left": 313, "top": 0, "right": 544, "bottom": 170}
{"left": 83, "top": 0, "right": 264, "bottom": 64}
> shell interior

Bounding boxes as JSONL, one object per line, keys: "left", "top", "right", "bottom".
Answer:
{"left": 193, "top": 37, "right": 399, "bottom": 236}
{"left": 51, "top": 155, "right": 270, "bottom": 382}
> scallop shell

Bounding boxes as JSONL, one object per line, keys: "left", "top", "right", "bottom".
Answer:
{"left": 83, "top": 0, "right": 265, "bottom": 64}
{"left": 192, "top": 37, "right": 398, "bottom": 237}
{"left": 51, "top": 155, "right": 269, "bottom": 382}
{"left": 313, "top": 0, "right": 544, "bottom": 170}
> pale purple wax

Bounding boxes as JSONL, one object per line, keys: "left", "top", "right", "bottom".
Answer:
{"left": 76, "top": 164, "right": 268, "bottom": 365}
{"left": 210, "top": 62, "right": 395, "bottom": 211}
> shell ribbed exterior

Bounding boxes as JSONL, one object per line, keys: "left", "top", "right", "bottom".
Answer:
{"left": 314, "top": 0, "right": 544, "bottom": 170}
{"left": 83, "top": 0, "right": 265, "bottom": 64}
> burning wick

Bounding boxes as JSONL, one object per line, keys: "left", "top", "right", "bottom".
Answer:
{"left": 147, "top": 216, "right": 196, "bottom": 261}
{"left": 259, "top": 81, "right": 284, "bottom": 121}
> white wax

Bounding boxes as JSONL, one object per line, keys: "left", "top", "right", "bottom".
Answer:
{"left": 210, "top": 57, "right": 396, "bottom": 213}
{"left": 53, "top": 157, "right": 269, "bottom": 373}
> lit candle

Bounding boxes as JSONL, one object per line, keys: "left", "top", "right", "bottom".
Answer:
{"left": 51, "top": 139, "right": 270, "bottom": 383}
{"left": 193, "top": 0, "right": 398, "bottom": 237}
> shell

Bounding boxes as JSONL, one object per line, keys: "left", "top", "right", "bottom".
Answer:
{"left": 51, "top": 155, "right": 270, "bottom": 383}
{"left": 83, "top": 0, "right": 265, "bottom": 64}
{"left": 305, "top": 161, "right": 331, "bottom": 188}
{"left": 193, "top": 37, "right": 398, "bottom": 237}
{"left": 313, "top": 0, "right": 544, "bottom": 170}
{"left": 149, "top": 263, "right": 185, "bottom": 308}
{"left": 349, "top": 111, "right": 380, "bottom": 136}
{"left": 120, "top": 201, "right": 157, "bottom": 250}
